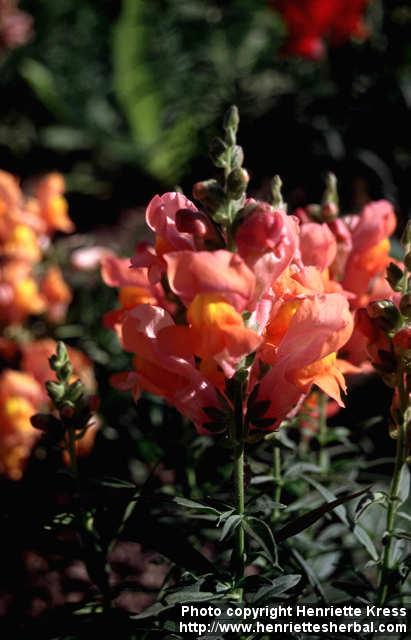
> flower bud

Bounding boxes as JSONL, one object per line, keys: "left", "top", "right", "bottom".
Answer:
{"left": 209, "top": 137, "right": 227, "bottom": 168}
{"left": 386, "top": 262, "right": 405, "bottom": 292}
{"left": 192, "top": 180, "right": 225, "bottom": 210}
{"left": 306, "top": 204, "right": 322, "bottom": 221}
{"left": 271, "top": 175, "right": 286, "bottom": 211}
{"left": 66, "top": 379, "right": 84, "bottom": 403}
{"left": 30, "top": 413, "right": 62, "bottom": 432}
{"left": 321, "top": 202, "right": 338, "bottom": 221}
{"left": 223, "top": 105, "right": 240, "bottom": 133}
{"left": 60, "top": 361, "right": 73, "bottom": 381}
{"left": 46, "top": 380, "right": 65, "bottom": 403}
{"left": 226, "top": 168, "right": 249, "bottom": 200}
{"left": 322, "top": 172, "right": 339, "bottom": 216}
{"left": 367, "top": 299, "right": 401, "bottom": 331}
{"left": 405, "top": 252, "right": 411, "bottom": 271}
{"left": 49, "top": 341, "right": 69, "bottom": 371}
{"left": 231, "top": 145, "right": 244, "bottom": 169}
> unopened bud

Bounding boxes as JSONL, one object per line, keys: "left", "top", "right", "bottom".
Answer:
{"left": 387, "top": 262, "right": 405, "bottom": 292}
{"left": 322, "top": 172, "right": 339, "bottom": 213}
{"left": 271, "top": 175, "right": 286, "bottom": 211}
{"left": 46, "top": 381, "right": 65, "bottom": 403}
{"left": 223, "top": 105, "right": 240, "bottom": 133}
{"left": 321, "top": 202, "right": 338, "bottom": 221}
{"left": 209, "top": 137, "right": 227, "bottom": 168}
{"left": 226, "top": 168, "right": 249, "bottom": 200}
{"left": 30, "top": 413, "right": 62, "bottom": 432}
{"left": 49, "top": 341, "right": 69, "bottom": 372}
{"left": 231, "top": 145, "right": 244, "bottom": 169}
{"left": 67, "top": 379, "right": 84, "bottom": 403}
{"left": 367, "top": 300, "right": 400, "bottom": 331}
{"left": 192, "top": 180, "right": 225, "bottom": 211}
{"left": 405, "top": 252, "right": 411, "bottom": 271}
{"left": 306, "top": 204, "right": 322, "bottom": 221}
{"left": 60, "top": 361, "right": 73, "bottom": 381}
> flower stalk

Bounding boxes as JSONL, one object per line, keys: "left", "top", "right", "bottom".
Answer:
{"left": 377, "top": 402, "right": 408, "bottom": 605}
{"left": 231, "top": 373, "right": 246, "bottom": 598}
{"left": 317, "top": 391, "right": 329, "bottom": 475}
{"left": 272, "top": 444, "right": 282, "bottom": 523}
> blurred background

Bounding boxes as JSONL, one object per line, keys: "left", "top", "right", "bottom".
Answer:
{"left": 1, "top": 0, "right": 411, "bottom": 634}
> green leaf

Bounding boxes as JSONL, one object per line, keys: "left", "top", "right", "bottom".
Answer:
{"left": 398, "top": 464, "right": 410, "bottom": 505}
{"left": 284, "top": 462, "right": 322, "bottom": 479}
{"left": 243, "top": 517, "right": 278, "bottom": 567}
{"left": 44, "top": 511, "right": 76, "bottom": 530}
{"left": 276, "top": 486, "right": 370, "bottom": 543}
{"left": 291, "top": 549, "right": 325, "bottom": 600}
{"left": 354, "top": 491, "right": 386, "bottom": 521}
{"left": 112, "top": 0, "right": 198, "bottom": 182}
{"left": 303, "top": 477, "right": 378, "bottom": 560}
{"left": 172, "top": 496, "right": 221, "bottom": 515}
{"left": 20, "top": 59, "right": 67, "bottom": 119}
{"left": 392, "top": 530, "right": 411, "bottom": 542}
{"left": 132, "top": 601, "right": 174, "bottom": 620}
{"left": 165, "top": 590, "right": 218, "bottom": 605}
{"left": 219, "top": 514, "right": 243, "bottom": 541}
{"left": 119, "top": 502, "right": 218, "bottom": 575}
{"left": 250, "top": 574, "right": 301, "bottom": 604}
{"left": 398, "top": 511, "right": 411, "bottom": 524}
{"left": 90, "top": 476, "right": 137, "bottom": 490}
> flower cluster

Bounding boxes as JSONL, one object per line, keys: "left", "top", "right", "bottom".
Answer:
{"left": 356, "top": 223, "right": 411, "bottom": 396}
{"left": 0, "top": 339, "right": 96, "bottom": 479}
{"left": 272, "top": 0, "right": 370, "bottom": 60}
{"left": 0, "top": 171, "right": 73, "bottom": 326}
{"left": 296, "top": 181, "right": 398, "bottom": 370}
{"left": 103, "top": 110, "right": 355, "bottom": 436}
{"left": 0, "top": 170, "right": 96, "bottom": 480}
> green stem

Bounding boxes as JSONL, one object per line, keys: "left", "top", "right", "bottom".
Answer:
{"left": 377, "top": 376, "right": 409, "bottom": 605}
{"left": 272, "top": 445, "right": 282, "bottom": 523}
{"left": 233, "top": 440, "right": 245, "bottom": 587}
{"left": 317, "top": 391, "right": 329, "bottom": 475}
{"left": 231, "top": 376, "right": 245, "bottom": 600}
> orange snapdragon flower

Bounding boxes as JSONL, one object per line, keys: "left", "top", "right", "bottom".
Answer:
{"left": 103, "top": 186, "right": 356, "bottom": 434}
{"left": 0, "top": 370, "right": 44, "bottom": 480}
{"left": 41, "top": 265, "right": 72, "bottom": 323}
{"left": 36, "top": 173, "right": 74, "bottom": 233}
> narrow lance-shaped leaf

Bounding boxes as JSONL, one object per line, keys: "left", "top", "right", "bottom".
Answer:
{"left": 276, "top": 487, "right": 370, "bottom": 543}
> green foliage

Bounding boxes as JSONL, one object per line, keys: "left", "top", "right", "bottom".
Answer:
{"left": 112, "top": 0, "right": 285, "bottom": 183}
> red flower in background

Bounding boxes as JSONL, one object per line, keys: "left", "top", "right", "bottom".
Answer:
{"left": 0, "top": 0, "right": 33, "bottom": 53}
{"left": 272, "top": 0, "right": 370, "bottom": 59}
